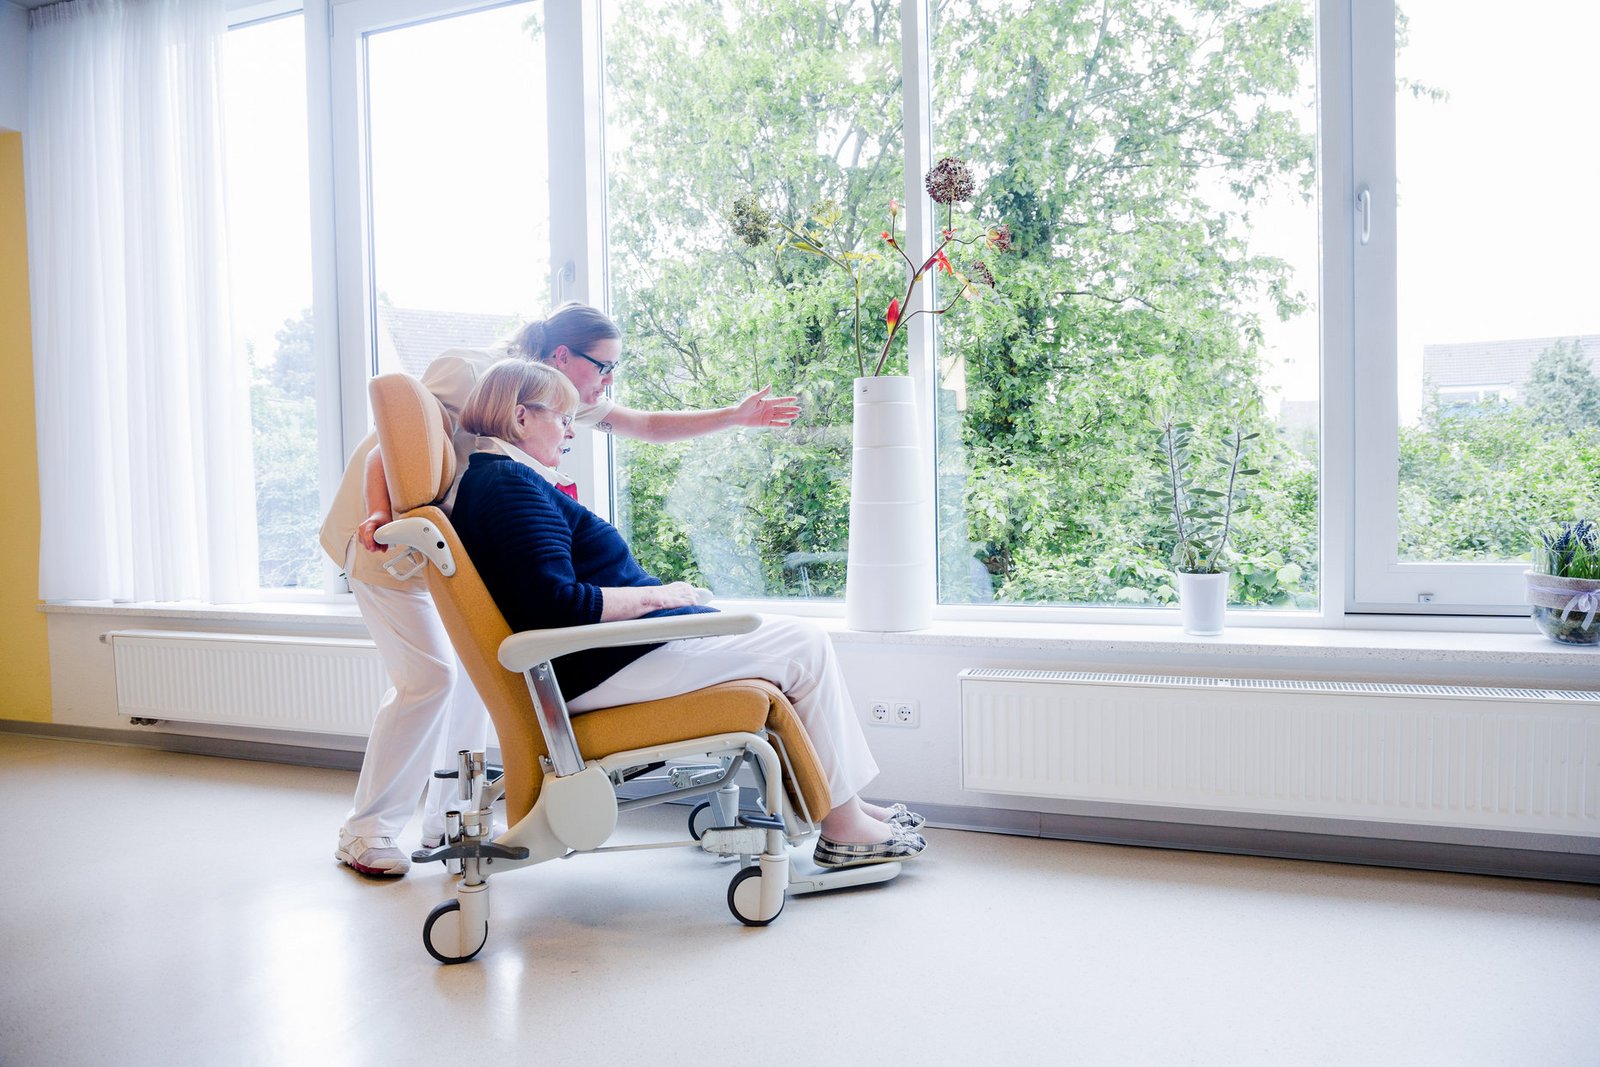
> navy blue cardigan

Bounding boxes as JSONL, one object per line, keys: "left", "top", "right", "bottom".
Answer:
{"left": 450, "top": 452, "right": 714, "bottom": 700}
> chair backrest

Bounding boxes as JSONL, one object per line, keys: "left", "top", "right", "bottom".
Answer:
{"left": 371, "top": 372, "right": 457, "bottom": 512}
{"left": 368, "top": 373, "right": 551, "bottom": 822}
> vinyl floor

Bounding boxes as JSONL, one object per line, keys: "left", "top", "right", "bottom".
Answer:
{"left": 2, "top": 733, "right": 1597, "bottom": 1067}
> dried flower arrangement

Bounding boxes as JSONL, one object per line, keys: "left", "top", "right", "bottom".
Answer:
{"left": 731, "top": 157, "right": 1009, "bottom": 377}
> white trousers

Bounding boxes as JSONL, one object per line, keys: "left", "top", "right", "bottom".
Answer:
{"left": 343, "top": 568, "right": 492, "bottom": 840}
{"left": 569, "top": 616, "right": 879, "bottom": 804}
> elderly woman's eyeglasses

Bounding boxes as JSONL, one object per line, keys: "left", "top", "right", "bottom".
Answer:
{"left": 568, "top": 347, "right": 619, "bottom": 377}
{"left": 524, "top": 402, "right": 575, "bottom": 430}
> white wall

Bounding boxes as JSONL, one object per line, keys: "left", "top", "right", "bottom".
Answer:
{"left": 0, "top": 3, "right": 25, "bottom": 134}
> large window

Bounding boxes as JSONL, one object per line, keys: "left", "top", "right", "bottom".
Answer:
{"left": 361, "top": 2, "right": 549, "bottom": 375}
{"left": 598, "top": 0, "right": 1322, "bottom": 613}
{"left": 277, "top": 0, "right": 1594, "bottom": 622}
{"left": 602, "top": 0, "right": 902, "bottom": 598}
{"left": 929, "top": 1, "right": 1320, "bottom": 610}
{"left": 317, "top": 0, "right": 555, "bottom": 578}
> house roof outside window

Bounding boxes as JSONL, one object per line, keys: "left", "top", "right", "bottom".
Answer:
{"left": 376, "top": 306, "right": 519, "bottom": 377}
{"left": 1423, "top": 333, "right": 1599, "bottom": 398}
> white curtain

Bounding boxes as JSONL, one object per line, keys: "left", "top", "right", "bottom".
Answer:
{"left": 27, "top": 0, "right": 257, "bottom": 603}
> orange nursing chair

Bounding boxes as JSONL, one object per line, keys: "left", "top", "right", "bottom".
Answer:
{"left": 368, "top": 372, "right": 900, "bottom": 963}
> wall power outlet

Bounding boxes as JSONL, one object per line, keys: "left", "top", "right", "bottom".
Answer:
{"left": 867, "top": 699, "right": 918, "bottom": 727}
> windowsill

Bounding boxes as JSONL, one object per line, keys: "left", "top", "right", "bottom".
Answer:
{"left": 42, "top": 599, "right": 363, "bottom": 625}
{"left": 40, "top": 598, "right": 1596, "bottom": 669}
{"left": 811, "top": 616, "right": 1595, "bottom": 667}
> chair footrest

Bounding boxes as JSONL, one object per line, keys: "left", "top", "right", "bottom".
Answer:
{"left": 432, "top": 764, "right": 505, "bottom": 782}
{"left": 737, "top": 812, "right": 786, "bottom": 832}
{"left": 412, "top": 840, "right": 529, "bottom": 864}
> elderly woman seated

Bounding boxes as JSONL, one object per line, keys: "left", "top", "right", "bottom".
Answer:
{"left": 449, "top": 359, "right": 927, "bottom": 869}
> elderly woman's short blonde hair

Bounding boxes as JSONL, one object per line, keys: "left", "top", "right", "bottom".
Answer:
{"left": 461, "top": 359, "right": 579, "bottom": 440}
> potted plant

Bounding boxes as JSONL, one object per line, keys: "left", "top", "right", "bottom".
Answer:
{"left": 729, "top": 159, "right": 1009, "bottom": 631}
{"left": 1525, "top": 520, "right": 1600, "bottom": 645}
{"left": 1155, "top": 414, "right": 1258, "bottom": 635}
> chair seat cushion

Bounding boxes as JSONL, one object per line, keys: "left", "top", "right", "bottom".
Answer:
{"left": 571, "top": 680, "right": 773, "bottom": 757}
{"left": 568, "top": 678, "right": 832, "bottom": 823}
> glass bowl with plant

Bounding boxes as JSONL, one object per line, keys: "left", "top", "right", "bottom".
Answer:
{"left": 1525, "top": 519, "right": 1600, "bottom": 645}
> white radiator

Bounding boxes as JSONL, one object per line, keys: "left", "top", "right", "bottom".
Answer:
{"left": 960, "top": 668, "right": 1600, "bottom": 835}
{"left": 108, "top": 630, "right": 388, "bottom": 735}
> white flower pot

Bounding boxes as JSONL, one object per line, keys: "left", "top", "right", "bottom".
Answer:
{"left": 845, "top": 375, "right": 932, "bottom": 632}
{"left": 1177, "top": 570, "right": 1229, "bottom": 636}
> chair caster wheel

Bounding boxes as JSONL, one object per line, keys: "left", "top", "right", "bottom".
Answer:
{"left": 422, "top": 899, "right": 487, "bottom": 964}
{"left": 727, "top": 865, "right": 784, "bottom": 927}
{"left": 688, "top": 801, "right": 713, "bottom": 841}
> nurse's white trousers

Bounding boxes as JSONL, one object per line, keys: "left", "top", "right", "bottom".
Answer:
{"left": 342, "top": 574, "right": 489, "bottom": 840}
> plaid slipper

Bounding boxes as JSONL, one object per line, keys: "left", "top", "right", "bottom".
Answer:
{"left": 882, "top": 803, "right": 927, "bottom": 831}
{"left": 813, "top": 825, "right": 927, "bottom": 869}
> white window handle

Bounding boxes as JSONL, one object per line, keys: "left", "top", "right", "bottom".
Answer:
{"left": 1356, "top": 186, "right": 1371, "bottom": 246}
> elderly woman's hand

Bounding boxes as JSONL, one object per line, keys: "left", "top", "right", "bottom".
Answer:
{"left": 652, "top": 581, "right": 705, "bottom": 609}
{"left": 731, "top": 386, "right": 800, "bottom": 428}
{"left": 600, "top": 581, "right": 713, "bottom": 621}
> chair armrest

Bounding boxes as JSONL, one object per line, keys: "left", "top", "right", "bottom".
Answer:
{"left": 498, "top": 612, "right": 761, "bottom": 673}
{"left": 374, "top": 516, "right": 456, "bottom": 578}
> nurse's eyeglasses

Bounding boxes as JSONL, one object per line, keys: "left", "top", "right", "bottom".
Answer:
{"left": 567, "top": 347, "right": 619, "bottom": 377}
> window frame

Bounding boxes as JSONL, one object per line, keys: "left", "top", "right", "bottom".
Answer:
{"left": 223, "top": 0, "right": 344, "bottom": 595}
{"left": 1346, "top": 0, "right": 1538, "bottom": 615}
{"left": 322, "top": 0, "right": 613, "bottom": 530}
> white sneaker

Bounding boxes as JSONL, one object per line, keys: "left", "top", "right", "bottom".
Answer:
{"left": 336, "top": 830, "right": 410, "bottom": 877}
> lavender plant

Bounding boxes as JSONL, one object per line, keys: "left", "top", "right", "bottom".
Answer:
{"left": 1533, "top": 519, "right": 1600, "bottom": 580}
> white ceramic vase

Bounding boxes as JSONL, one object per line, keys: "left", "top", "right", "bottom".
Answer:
{"left": 1176, "top": 570, "right": 1229, "bottom": 636}
{"left": 845, "top": 375, "right": 932, "bottom": 632}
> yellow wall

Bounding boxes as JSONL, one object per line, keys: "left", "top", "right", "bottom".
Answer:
{"left": 0, "top": 132, "right": 51, "bottom": 722}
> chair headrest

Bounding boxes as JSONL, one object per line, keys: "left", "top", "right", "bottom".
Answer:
{"left": 369, "top": 373, "right": 456, "bottom": 512}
